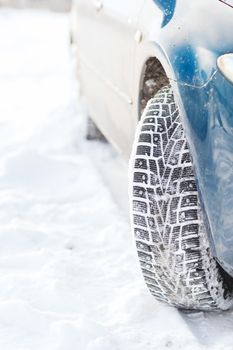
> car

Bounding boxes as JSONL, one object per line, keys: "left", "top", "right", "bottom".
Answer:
{"left": 70, "top": 0, "right": 233, "bottom": 311}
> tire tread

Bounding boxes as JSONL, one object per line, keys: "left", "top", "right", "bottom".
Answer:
{"left": 130, "top": 86, "right": 233, "bottom": 310}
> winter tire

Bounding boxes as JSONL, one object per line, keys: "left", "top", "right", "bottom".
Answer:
{"left": 129, "top": 85, "right": 233, "bottom": 311}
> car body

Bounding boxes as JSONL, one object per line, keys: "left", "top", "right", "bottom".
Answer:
{"left": 71, "top": 0, "right": 233, "bottom": 280}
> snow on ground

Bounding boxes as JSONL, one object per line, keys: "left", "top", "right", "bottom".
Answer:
{"left": 0, "top": 9, "right": 233, "bottom": 350}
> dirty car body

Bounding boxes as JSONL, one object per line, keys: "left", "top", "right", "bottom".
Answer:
{"left": 71, "top": 0, "right": 233, "bottom": 278}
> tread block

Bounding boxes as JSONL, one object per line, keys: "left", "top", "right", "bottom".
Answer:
{"left": 141, "top": 124, "right": 155, "bottom": 132}
{"left": 137, "top": 145, "right": 151, "bottom": 156}
{"left": 133, "top": 186, "right": 147, "bottom": 199}
{"left": 181, "top": 195, "right": 198, "bottom": 208}
{"left": 134, "top": 172, "right": 148, "bottom": 184}
{"left": 180, "top": 180, "right": 197, "bottom": 193}
{"left": 135, "top": 158, "right": 147, "bottom": 170}
{"left": 136, "top": 241, "right": 152, "bottom": 253}
{"left": 133, "top": 214, "right": 147, "bottom": 228}
{"left": 133, "top": 200, "right": 147, "bottom": 214}
{"left": 139, "top": 133, "right": 152, "bottom": 143}
{"left": 134, "top": 228, "right": 150, "bottom": 241}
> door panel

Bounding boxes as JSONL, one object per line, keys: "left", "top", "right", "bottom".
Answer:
{"left": 74, "top": 0, "right": 145, "bottom": 155}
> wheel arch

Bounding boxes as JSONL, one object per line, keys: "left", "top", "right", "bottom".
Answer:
{"left": 137, "top": 56, "right": 169, "bottom": 118}
{"left": 134, "top": 44, "right": 184, "bottom": 122}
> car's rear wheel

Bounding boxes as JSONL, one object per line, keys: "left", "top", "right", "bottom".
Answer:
{"left": 129, "top": 85, "right": 233, "bottom": 310}
{"left": 86, "top": 117, "right": 107, "bottom": 142}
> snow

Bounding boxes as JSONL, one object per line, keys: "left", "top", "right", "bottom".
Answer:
{"left": 0, "top": 8, "right": 233, "bottom": 350}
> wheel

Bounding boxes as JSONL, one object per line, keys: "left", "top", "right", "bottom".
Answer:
{"left": 86, "top": 117, "right": 107, "bottom": 142}
{"left": 129, "top": 85, "right": 233, "bottom": 310}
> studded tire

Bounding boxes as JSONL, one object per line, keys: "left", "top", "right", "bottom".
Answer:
{"left": 129, "top": 85, "right": 233, "bottom": 311}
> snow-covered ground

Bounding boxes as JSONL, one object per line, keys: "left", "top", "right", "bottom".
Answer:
{"left": 0, "top": 9, "right": 233, "bottom": 350}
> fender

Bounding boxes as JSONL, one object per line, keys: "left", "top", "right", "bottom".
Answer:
{"left": 151, "top": 0, "right": 233, "bottom": 87}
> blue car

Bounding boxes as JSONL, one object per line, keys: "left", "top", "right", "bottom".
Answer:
{"left": 71, "top": 0, "right": 233, "bottom": 310}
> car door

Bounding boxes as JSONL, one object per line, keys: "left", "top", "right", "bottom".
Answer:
{"left": 74, "top": 0, "right": 145, "bottom": 155}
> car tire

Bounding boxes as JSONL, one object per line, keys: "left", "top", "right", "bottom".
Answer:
{"left": 129, "top": 85, "right": 233, "bottom": 310}
{"left": 86, "top": 117, "right": 107, "bottom": 142}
